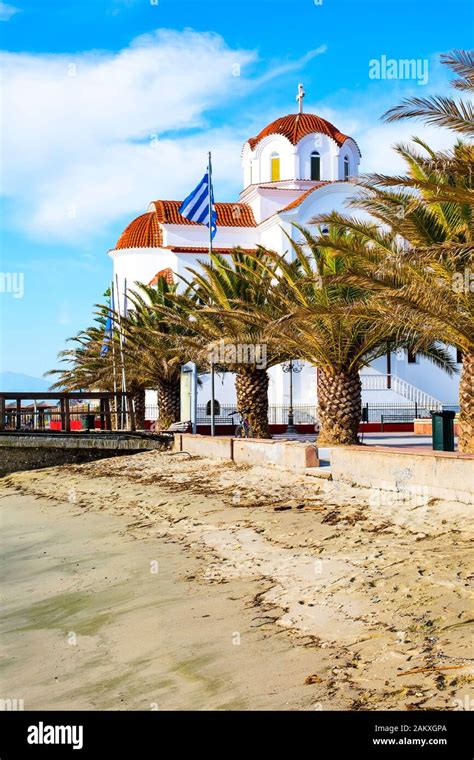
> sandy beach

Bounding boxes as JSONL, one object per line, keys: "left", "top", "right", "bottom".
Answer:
{"left": 1, "top": 451, "right": 473, "bottom": 711}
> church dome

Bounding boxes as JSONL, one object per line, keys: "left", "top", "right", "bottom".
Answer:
{"left": 246, "top": 112, "right": 358, "bottom": 153}
{"left": 114, "top": 211, "right": 162, "bottom": 250}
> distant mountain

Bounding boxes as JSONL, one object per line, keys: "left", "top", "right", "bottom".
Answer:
{"left": 0, "top": 372, "right": 52, "bottom": 392}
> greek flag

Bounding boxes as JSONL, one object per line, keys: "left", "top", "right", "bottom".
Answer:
{"left": 179, "top": 168, "right": 217, "bottom": 239}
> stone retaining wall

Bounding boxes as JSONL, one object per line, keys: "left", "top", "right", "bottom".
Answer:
{"left": 0, "top": 434, "right": 167, "bottom": 477}
{"left": 331, "top": 446, "right": 473, "bottom": 505}
{"left": 174, "top": 434, "right": 319, "bottom": 471}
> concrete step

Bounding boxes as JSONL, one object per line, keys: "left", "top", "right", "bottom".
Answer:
{"left": 305, "top": 466, "right": 332, "bottom": 479}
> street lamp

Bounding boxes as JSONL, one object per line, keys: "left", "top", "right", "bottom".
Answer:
{"left": 282, "top": 359, "right": 304, "bottom": 435}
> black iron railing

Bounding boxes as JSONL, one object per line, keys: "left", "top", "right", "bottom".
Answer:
{"left": 145, "top": 402, "right": 442, "bottom": 425}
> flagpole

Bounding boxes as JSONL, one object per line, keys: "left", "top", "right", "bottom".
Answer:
{"left": 123, "top": 277, "right": 129, "bottom": 429}
{"left": 208, "top": 151, "right": 216, "bottom": 437}
{"left": 110, "top": 281, "right": 118, "bottom": 429}
{"left": 115, "top": 274, "right": 128, "bottom": 430}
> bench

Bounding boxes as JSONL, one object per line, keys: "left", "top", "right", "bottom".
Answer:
{"left": 150, "top": 420, "right": 191, "bottom": 435}
{"left": 380, "top": 413, "right": 414, "bottom": 431}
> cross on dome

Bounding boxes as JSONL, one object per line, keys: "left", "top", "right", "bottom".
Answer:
{"left": 296, "top": 83, "right": 305, "bottom": 114}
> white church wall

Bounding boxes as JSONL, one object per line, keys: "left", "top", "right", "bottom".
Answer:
{"left": 198, "top": 371, "right": 237, "bottom": 409}
{"left": 296, "top": 363, "right": 317, "bottom": 403}
{"left": 392, "top": 350, "right": 460, "bottom": 404}
{"left": 280, "top": 183, "right": 357, "bottom": 240}
{"left": 276, "top": 363, "right": 317, "bottom": 405}
{"left": 253, "top": 135, "right": 296, "bottom": 183}
{"left": 361, "top": 388, "right": 417, "bottom": 405}
{"left": 258, "top": 189, "right": 303, "bottom": 223}
{"left": 174, "top": 252, "right": 210, "bottom": 283}
{"left": 239, "top": 185, "right": 263, "bottom": 223}
{"left": 369, "top": 351, "right": 460, "bottom": 404}
{"left": 242, "top": 142, "right": 252, "bottom": 188}
{"left": 297, "top": 133, "right": 339, "bottom": 181}
{"left": 259, "top": 221, "right": 289, "bottom": 254}
{"left": 267, "top": 365, "right": 283, "bottom": 405}
{"left": 338, "top": 139, "right": 360, "bottom": 179}
{"left": 110, "top": 248, "right": 175, "bottom": 306}
{"left": 162, "top": 223, "right": 258, "bottom": 250}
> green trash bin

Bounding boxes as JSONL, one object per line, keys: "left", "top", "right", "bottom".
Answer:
{"left": 431, "top": 410, "right": 456, "bottom": 451}
{"left": 81, "top": 414, "right": 96, "bottom": 431}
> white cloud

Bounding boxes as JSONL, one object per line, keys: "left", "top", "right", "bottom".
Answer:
{"left": 1, "top": 33, "right": 462, "bottom": 245}
{"left": 0, "top": 2, "right": 20, "bottom": 21}
{"left": 1, "top": 29, "right": 256, "bottom": 242}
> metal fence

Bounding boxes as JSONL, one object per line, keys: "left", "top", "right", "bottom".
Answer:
{"left": 199, "top": 404, "right": 319, "bottom": 425}
{"left": 360, "top": 402, "right": 441, "bottom": 423}
{"left": 267, "top": 405, "right": 318, "bottom": 424}
{"left": 144, "top": 404, "right": 318, "bottom": 425}
{"left": 145, "top": 402, "right": 442, "bottom": 425}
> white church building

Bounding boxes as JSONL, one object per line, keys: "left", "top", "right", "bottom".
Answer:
{"left": 110, "top": 91, "right": 461, "bottom": 420}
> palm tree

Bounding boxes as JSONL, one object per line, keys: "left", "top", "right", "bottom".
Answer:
{"left": 48, "top": 316, "right": 149, "bottom": 429}
{"left": 48, "top": 283, "right": 179, "bottom": 430}
{"left": 47, "top": 288, "right": 119, "bottom": 393}
{"left": 118, "top": 278, "right": 187, "bottom": 429}
{"left": 383, "top": 50, "right": 474, "bottom": 137}
{"left": 48, "top": 324, "right": 115, "bottom": 393}
{"left": 309, "top": 50, "right": 473, "bottom": 451}
{"left": 142, "top": 250, "right": 293, "bottom": 438}
{"left": 254, "top": 228, "right": 455, "bottom": 445}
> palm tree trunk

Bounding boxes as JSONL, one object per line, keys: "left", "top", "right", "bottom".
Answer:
{"left": 132, "top": 387, "right": 146, "bottom": 430}
{"left": 235, "top": 368, "right": 270, "bottom": 439}
{"left": 458, "top": 349, "right": 474, "bottom": 454}
{"left": 317, "top": 367, "right": 361, "bottom": 445}
{"left": 157, "top": 377, "right": 180, "bottom": 429}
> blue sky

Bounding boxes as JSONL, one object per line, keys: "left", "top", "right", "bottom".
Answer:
{"left": 1, "top": 0, "right": 472, "bottom": 379}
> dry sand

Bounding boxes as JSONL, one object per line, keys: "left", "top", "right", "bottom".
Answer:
{"left": 1, "top": 451, "right": 473, "bottom": 711}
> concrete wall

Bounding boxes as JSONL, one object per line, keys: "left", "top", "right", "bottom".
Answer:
{"left": 174, "top": 433, "right": 319, "bottom": 471}
{"left": 0, "top": 434, "right": 167, "bottom": 477}
{"left": 174, "top": 433, "right": 234, "bottom": 460}
{"left": 331, "top": 446, "right": 474, "bottom": 505}
{"left": 233, "top": 438, "right": 319, "bottom": 470}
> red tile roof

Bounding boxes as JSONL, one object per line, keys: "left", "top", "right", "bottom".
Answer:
{"left": 149, "top": 267, "right": 174, "bottom": 286}
{"left": 115, "top": 201, "right": 256, "bottom": 250}
{"left": 280, "top": 183, "right": 328, "bottom": 211}
{"left": 151, "top": 199, "right": 256, "bottom": 227}
{"left": 247, "top": 113, "right": 361, "bottom": 155}
{"left": 166, "top": 246, "right": 257, "bottom": 254}
{"left": 115, "top": 212, "right": 163, "bottom": 250}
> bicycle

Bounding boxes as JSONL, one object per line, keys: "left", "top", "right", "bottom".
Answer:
{"left": 228, "top": 410, "right": 253, "bottom": 438}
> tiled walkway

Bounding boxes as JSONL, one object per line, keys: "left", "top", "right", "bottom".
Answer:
{"left": 273, "top": 431, "right": 458, "bottom": 451}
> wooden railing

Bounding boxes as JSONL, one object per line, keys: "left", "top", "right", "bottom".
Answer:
{"left": 0, "top": 391, "right": 136, "bottom": 432}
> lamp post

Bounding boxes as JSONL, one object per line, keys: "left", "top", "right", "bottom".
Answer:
{"left": 282, "top": 360, "right": 304, "bottom": 435}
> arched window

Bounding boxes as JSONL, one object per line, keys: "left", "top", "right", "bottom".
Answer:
{"left": 343, "top": 156, "right": 350, "bottom": 180}
{"left": 206, "top": 399, "right": 220, "bottom": 416}
{"left": 270, "top": 153, "right": 280, "bottom": 181}
{"left": 310, "top": 151, "right": 321, "bottom": 181}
